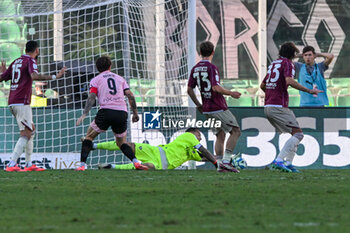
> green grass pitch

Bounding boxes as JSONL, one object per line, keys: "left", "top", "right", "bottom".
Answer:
{"left": 1, "top": 169, "right": 349, "bottom": 233}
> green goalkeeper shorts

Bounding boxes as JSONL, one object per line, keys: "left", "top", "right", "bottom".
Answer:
{"left": 134, "top": 143, "right": 163, "bottom": 170}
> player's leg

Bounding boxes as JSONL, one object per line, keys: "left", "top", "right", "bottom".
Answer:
{"left": 99, "top": 162, "right": 155, "bottom": 170}
{"left": 24, "top": 108, "right": 35, "bottom": 168}
{"left": 25, "top": 127, "right": 35, "bottom": 168}
{"left": 283, "top": 127, "right": 303, "bottom": 173}
{"left": 77, "top": 126, "right": 99, "bottom": 170}
{"left": 98, "top": 143, "right": 159, "bottom": 170}
{"left": 214, "top": 110, "right": 241, "bottom": 163}
{"left": 214, "top": 130, "right": 225, "bottom": 161}
{"left": 77, "top": 109, "right": 109, "bottom": 170}
{"left": 214, "top": 130, "right": 239, "bottom": 173}
{"left": 96, "top": 140, "right": 120, "bottom": 151}
{"left": 109, "top": 110, "right": 148, "bottom": 170}
{"left": 6, "top": 106, "right": 33, "bottom": 172}
{"left": 21, "top": 123, "right": 45, "bottom": 172}
{"left": 223, "top": 126, "right": 241, "bottom": 163}
{"left": 6, "top": 128, "right": 31, "bottom": 172}
{"left": 115, "top": 136, "right": 148, "bottom": 170}
{"left": 97, "top": 142, "right": 133, "bottom": 169}
{"left": 266, "top": 107, "right": 301, "bottom": 172}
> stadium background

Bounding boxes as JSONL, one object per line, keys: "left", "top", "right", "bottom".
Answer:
{"left": 0, "top": 0, "right": 349, "bottom": 169}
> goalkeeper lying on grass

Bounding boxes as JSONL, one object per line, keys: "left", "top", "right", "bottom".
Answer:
{"left": 95, "top": 128, "right": 239, "bottom": 172}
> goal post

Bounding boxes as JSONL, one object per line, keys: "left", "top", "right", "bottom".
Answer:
{"left": 187, "top": 0, "right": 197, "bottom": 169}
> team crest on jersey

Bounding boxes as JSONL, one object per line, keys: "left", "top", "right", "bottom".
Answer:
{"left": 143, "top": 110, "right": 162, "bottom": 129}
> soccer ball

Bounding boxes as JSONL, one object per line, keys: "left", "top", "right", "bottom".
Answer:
{"left": 231, "top": 157, "right": 247, "bottom": 170}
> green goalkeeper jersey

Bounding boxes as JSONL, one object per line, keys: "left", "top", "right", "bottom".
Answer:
{"left": 97, "top": 132, "right": 203, "bottom": 169}
{"left": 159, "top": 132, "right": 202, "bottom": 169}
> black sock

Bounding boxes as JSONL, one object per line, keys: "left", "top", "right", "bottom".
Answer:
{"left": 120, "top": 143, "right": 136, "bottom": 161}
{"left": 81, "top": 139, "right": 93, "bottom": 163}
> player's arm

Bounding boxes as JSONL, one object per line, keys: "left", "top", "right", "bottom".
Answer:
{"left": 0, "top": 60, "right": 6, "bottom": 81}
{"left": 0, "top": 60, "right": 9, "bottom": 82}
{"left": 76, "top": 92, "right": 96, "bottom": 126}
{"left": 286, "top": 76, "right": 323, "bottom": 95}
{"left": 187, "top": 70, "right": 203, "bottom": 113}
{"left": 124, "top": 89, "right": 139, "bottom": 123}
{"left": 209, "top": 66, "right": 240, "bottom": 98}
{"left": 294, "top": 53, "right": 303, "bottom": 59}
{"left": 260, "top": 82, "right": 266, "bottom": 92}
{"left": 198, "top": 146, "right": 218, "bottom": 169}
{"left": 315, "top": 52, "right": 334, "bottom": 67}
{"left": 31, "top": 67, "right": 67, "bottom": 81}
{"left": 212, "top": 85, "right": 241, "bottom": 99}
{"left": 187, "top": 87, "right": 203, "bottom": 113}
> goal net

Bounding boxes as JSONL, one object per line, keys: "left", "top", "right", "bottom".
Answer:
{"left": 0, "top": 0, "right": 193, "bottom": 169}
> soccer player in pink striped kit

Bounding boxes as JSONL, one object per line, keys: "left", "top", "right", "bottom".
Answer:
{"left": 76, "top": 56, "right": 148, "bottom": 170}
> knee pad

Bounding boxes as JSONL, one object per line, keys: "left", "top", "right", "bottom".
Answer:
{"left": 293, "top": 132, "right": 304, "bottom": 142}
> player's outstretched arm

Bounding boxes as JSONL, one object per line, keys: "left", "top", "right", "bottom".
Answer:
{"left": 198, "top": 146, "right": 239, "bottom": 172}
{"left": 198, "top": 146, "right": 218, "bottom": 169}
{"left": 212, "top": 85, "right": 241, "bottom": 99}
{"left": 286, "top": 76, "right": 323, "bottom": 95}
{"left": 31, "top": 67, "right": 67, "bottom": 81}
{"left": 76, "top": 92, "right": 96, "bottom": 126}
{"left": 124, "top": 89, "right": 139, "bottom": 122}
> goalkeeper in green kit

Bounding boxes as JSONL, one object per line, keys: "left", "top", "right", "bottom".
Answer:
{"left": 97, "top": 128, "right": 239, "bottom": 172}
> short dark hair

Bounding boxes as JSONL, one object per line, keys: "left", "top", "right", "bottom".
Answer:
{"left": 199, "top": 41, "right": 214, "bottom": 57}
{"left": 279, "top": 42, "right": 299, "bottom": 59}
{"left": 186, "top": 128, "right": 199, "bottom": 133}
{"left": 302, "top": 46, "right": 315, "bottom": 54}
{"left": 96, "top": 56, "right": 112, "bottom": 73}
{"left": 25, "top": 41, "right": 39, "bottom": 53}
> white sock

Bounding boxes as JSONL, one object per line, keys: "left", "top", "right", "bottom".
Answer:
{"left": 80, "top": 162, "right": 87, "bottom": 167}
{"left": 285, "top": 138, "right": 299, "bottom": 164}
{"left": 132, "top": 158, "right": 140, "bottom": 164}
{"left": 93, "top": 143, "right": 97, "bottom": 149}
{"left": 216, "top": 155, "right": 223, "bottom": 164}
{"left": 215, "top": 156, "right": 223, "bottom": 171}
{"left": 25, "top": 136, "right": 34, "bottom": 165}
{"left": 111, "top": 164, "right": 116, "bottom": 169}
{"left": 8, "top": 160, "right": 17, "bottom": 167}
{"left": 277, "top": 136, "right": 300, "bottom": 161}
{"left": 11, "top": 136, "right": 28, "bottom": 165}
{"left": 223, "top": 149, "right": 233, "bottom": 163}
{"left": 285, "top": 160, "right": 292, "bottom": 166}
{"left": 188, "top": 160, "right": 196, "bottom": 170}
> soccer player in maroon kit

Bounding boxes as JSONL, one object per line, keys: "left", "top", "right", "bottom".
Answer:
{"left": 187, "top": 41, "right": 241, "bottom": 172}
{"left": 0, "top": 41, "right": 66, "bottom": 172}
{"left": 260, "top": 42, "right": 322, "bottom": 172}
